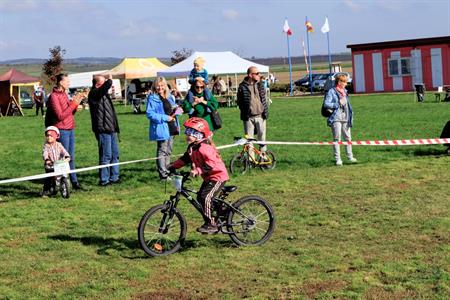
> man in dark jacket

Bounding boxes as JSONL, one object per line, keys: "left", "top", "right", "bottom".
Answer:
{"left": 88, "top": 74, "right": 120, "bottom": 186}
{"left": 237, "top": 66, "right": 269, "bottom": 152}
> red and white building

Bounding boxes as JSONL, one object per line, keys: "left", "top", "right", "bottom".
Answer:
{"left": 347, "top": 36, "right": 450, "bottom": 93}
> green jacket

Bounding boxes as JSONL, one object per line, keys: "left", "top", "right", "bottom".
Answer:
{"left": 182, "top": 91, "right": 219, "bottom": 131}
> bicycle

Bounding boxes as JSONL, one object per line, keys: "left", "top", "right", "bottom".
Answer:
{"left": 229, "top": 137, "right": 277, "bottom": 174}
{"left": 52, "top": 160, "right": 70, "bottom": 199}
{"left": 137, "top": 171, "right": 275, "bottom": 257}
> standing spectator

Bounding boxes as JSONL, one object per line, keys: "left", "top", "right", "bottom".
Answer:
{"left": 228, "top": 77, "right": 233, "bottom": 92}
{"left": 33, "top": 85, "right": 45, "bottom": 116}
{"left": 218, "top": 77, "right": 227, "bottom": 95}
{"left": 88, "top": 74, "right": 121, "bottom": 186}
{"left": 237, "top": 66, "right": 269, "bottom": 153}
{"left": 45, "top": 73, "right": 83, "bottom": 190}
{"left": 182, "top": 78, "right": 219, "bottom": 131}
{"left": 323, "top": 73, "right": 357, "bottom": 166}
{"left": 146, "top": 77, "right": 180, "bottom": 180}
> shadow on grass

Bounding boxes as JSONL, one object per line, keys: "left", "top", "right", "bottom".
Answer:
{"left": 48, "top": 233, "right": 236, "bottom": 258}
{"left": 0, "top": 183, "right": 41, "bottom": 201}
{"left": 48, "top": 234, "right": 146, "bottom": 258}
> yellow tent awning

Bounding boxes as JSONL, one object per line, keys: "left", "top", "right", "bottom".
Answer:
{"left": 102, "top": 57, "right": 169, "bottom": 80}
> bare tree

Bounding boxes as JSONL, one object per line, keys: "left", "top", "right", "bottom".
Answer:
{"left": 42, "top": 46, "right": 66, "bottom": 86}
{"left": 170, "top": 48, "right": 193, "bottom": 65}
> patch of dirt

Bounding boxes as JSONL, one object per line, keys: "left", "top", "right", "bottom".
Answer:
{"left": 134, "top": 290, "right": 195, "bottom": 300}
{"left": 365, "top": 287, "right": 418, "bottom": 300}
{"left": 298, "top": 280, "right": 347, "bottom": 298}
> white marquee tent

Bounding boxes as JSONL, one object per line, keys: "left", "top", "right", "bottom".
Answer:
{"left": 157, "top": 51, "right": 269, "bottom": 78}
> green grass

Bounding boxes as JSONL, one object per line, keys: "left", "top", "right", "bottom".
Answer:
{"left": 0, "top": 93, "right": 449, "bottom": 299}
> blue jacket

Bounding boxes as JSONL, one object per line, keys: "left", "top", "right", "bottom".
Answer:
{"left": 146, "top": 93, "right": 179, "bottom": 141}
{"left": 323, "top": 87, "right": 353, "bottom": 128}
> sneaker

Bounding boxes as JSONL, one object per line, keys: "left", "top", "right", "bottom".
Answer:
{"left": 336, "top": 160, "right": 343, "bottom": 166}
{"left": 99, "top": 181, "right": 110, "bottom": 186}
{"left": 72, "top": 182, "right": 83, "bottom": 190}
{"left": 41, "top": 190, "right": 51, "bottom": 198}
{"left": 196, "top": 224, "right": 218, "bottom": 234}
{"left": 349, "top": 158, "right": 358, "bottom": 163}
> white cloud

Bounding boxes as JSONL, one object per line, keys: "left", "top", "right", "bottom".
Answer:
{"left": 195, "top": 35, "right": 208, "bottom": 42}
{"left": 166, "top": 31, "right": 184, "bottom": 42}
{"left": 118, "top": 21, "right": 158, "bottom": 37}
{"left": 0, "top": 40, "right": 22, "bottom": 50}
{"left": 343, "top": 0, "right": 361, "bottom": 12}
{"left": 222, "top": 9, "right": 239, "bottom": 20}
{"left": 0, "top": 0, "right": 38, "bottom": 11}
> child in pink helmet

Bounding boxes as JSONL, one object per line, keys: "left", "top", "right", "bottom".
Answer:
{"left": 169, "top": 117, "right": 228, "bottom": 234}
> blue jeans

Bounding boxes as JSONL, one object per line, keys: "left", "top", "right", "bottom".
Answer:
{"left": 98, "top": 133, "right": 120, "bottom": 184}
{"left": 58, "top": 129, "right": 78, "bottom": 184}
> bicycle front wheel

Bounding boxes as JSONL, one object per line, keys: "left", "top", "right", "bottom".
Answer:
{"left": 259, "top": 150, "right": 277, "bottom": 171}
{"left": 60, "top": 177, "right": 70, "bottom": 199}
{"left": 227, "top": 196, "right": 275, "bottom": 246}
{"left": 138, "top": 204, "right": 187, "bottom": 257}
{"left": 230, "top": 153, "right": 248, "bottom": 174}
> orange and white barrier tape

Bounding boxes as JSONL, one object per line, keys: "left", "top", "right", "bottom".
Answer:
{"left": 0, "top": 137, "right": 448, "bottom": 185}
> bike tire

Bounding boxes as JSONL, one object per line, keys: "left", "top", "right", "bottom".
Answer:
{"left": 60, "top": 177, "right": 70, "bottom": 199}
{"left": 229, "top": 153, "right": 248, "bottom": 174}
{"left": 259, "top": 150, "right": 277, "bottom": 171}
{"left": 227, "top": 195, "right": 275, "bottom": 246}
{"left": 138, "top": 204, "right": 187, "bottom": 257}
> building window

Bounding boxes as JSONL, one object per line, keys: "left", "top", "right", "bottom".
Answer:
{"left": 388, "top": 58, "right": 411, "bottom": 76}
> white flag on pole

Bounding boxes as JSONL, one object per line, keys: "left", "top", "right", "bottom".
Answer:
{"left": 321, "top": 17, "right": 330, "bottom": 33}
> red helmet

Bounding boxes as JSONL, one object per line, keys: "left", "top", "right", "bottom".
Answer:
{"left": 183, "top": 117, "right": 212, "bottom": 139}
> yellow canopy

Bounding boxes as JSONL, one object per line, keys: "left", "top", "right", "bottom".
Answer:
{"left": 102, "top": 57, "right": 168, "bottom": 79}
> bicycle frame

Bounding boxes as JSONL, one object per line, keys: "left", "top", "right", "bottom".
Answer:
{"left": 238, "top": 140, "right": 273, "bottom": 167}
{"left": 161, "top": 173, "right": 254, "bottom": 234}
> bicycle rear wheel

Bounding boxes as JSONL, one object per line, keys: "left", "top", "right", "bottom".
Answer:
{"left": 227, "top": 195, "right": 275, "bottom": 246}
{"left": 138, "top": 204, "right": 187, "bottom": 257}
{"left": 259, "top": 150, "right": 277, "bottom": 171}
{"left": 230, "top": 153, "right": 248, "bottom": 174}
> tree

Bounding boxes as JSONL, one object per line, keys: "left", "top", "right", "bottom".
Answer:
{"left": 170, "top": 48, "right": 193, "bottom": 65}
{"left": 42, "top": 46, "right": 66, "bottom": 86}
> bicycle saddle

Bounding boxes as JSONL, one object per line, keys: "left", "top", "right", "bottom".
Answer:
{"left": 222, "top": 186, "right": 237, "bottom": 193}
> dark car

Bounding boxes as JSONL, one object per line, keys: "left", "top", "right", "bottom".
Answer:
{"left": 294, "top": 74, "right": 323, "bottom": 91}
{"left": 20, "top": 91, "right": 34, "bottom": 109}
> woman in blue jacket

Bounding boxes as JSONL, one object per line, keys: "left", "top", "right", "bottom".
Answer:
{"left": 323, "top": 73, "right": 357, "bottom": 166}
{"left": 146, "top": 77, "right": 179, "bottom": 179}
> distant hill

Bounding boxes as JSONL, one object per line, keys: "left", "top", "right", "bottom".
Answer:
{"left": 250, "top": 53, "right": 351, "bottom": 66}
{"left": 0, "top": 54, "right": 351, "bottom": 67}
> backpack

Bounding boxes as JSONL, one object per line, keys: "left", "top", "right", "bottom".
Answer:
{"left": 321, "top": 96, "right": 333, "bottom": 117}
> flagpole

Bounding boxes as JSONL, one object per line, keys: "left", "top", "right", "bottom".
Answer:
{"left": 287, "top": 33, "right": 293, "bottom": 96}
{"left": 326, "top": 16, "right": 332, "bottom": 73}
{"left": 306, "top": 16, "right": 313, "bottom": 95}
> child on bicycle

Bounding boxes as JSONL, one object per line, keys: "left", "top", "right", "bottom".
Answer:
{"left": 42, "top": 126, "right": 70, "bottom": 197}
{"left": 168, "top": 117, "right": 229, "bottom": 234}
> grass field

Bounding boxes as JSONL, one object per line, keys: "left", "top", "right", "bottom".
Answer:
{"left": 0, "top": 93, "right": 449, "bottom": 299}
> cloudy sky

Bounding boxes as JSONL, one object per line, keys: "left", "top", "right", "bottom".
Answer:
{"left": 0, "top": 0, "right": 449, "bottom": 60}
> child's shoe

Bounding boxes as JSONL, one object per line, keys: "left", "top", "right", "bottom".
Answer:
{"left": 197, "top": 223, "right": 218, "bottom": 234}
{"left": 348, "top": 157, "right": 357, "bottom": 163}
{"left": 336, "top": 160, "right": 343, "bottom": 166}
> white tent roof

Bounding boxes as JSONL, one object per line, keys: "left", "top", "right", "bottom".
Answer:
{"left": 157, "top": 51, "right": 269, "bottom": 78}
{"left": 69, "top": 70, "right": 107, "bottom": 88}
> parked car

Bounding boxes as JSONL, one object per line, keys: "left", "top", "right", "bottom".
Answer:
{"left": 294, "top": 74, "right": 322, "bottom": 91}
{"left": 20, "top": 91, "right": 34, "bottom": 109}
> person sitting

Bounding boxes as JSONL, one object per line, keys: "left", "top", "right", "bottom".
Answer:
{"left": 189, "top": 57, "right": 209, "bottom": 85}
{"left": 168, "top": 117, "right": 229, "bottom": 234}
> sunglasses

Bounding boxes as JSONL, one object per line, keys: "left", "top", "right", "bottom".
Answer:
{"left": 195, "top": 85, "right": 204, "bottom": 89}
{"left": 251, "top": 72, "right": 260, "bottom": 75}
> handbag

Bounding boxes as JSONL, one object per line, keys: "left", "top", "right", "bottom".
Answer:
{"left": 210, "top": 109, "right": 222, "bottom": 129}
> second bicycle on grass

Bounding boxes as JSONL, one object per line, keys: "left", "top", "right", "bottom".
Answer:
{"left": 229, "top": 136, "right": 277, "bottom": 174}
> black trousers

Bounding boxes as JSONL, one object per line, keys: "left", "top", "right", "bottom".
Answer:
{"left": 197, "top": 180, "right": 225, "bottom": 225}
